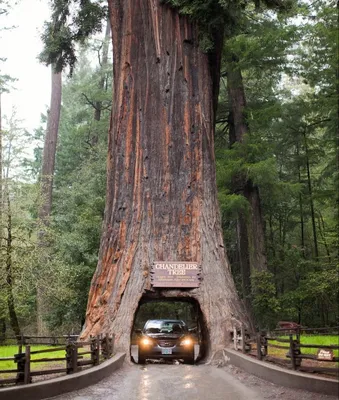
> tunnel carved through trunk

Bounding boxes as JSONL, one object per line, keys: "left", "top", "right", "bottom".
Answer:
{"left": 82, "top": 0, "right": 247, "bottom": 358}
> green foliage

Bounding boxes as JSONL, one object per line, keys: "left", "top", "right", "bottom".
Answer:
{"left": 42, "top": 44, "right": 111, "bottom": 330}
{"left": 251, "top": 271, "right": 281, "bottom": 329}
{"left": 216, "top": 0, "right": 338, "bottom": 327}
{"left": 1, "top": 35, "right": 111, "bottom": 334}
{"left": 40, "top": 0, "right": 107, "bottom": 73}
{"left": 0, "top": 0, "right": 11, "bottom": 18}
{"left": 0, "top": 74, "right": 16, "bottom": 94}
{"left": 163, "top": 0, "right": 294, "bottom": 50}
{"left": 134, "top": 301, "right": 197, "bottom": 329}
{"left": 0, "top": 114, "right": 45, "bottom": 333}
{"left": 2, "top": 0, "right": 337, "bottom": 336}
{"left": 42, "top": 0, "right": 295, "bottom": 72}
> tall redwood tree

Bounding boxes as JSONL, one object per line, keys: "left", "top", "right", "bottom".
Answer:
{"left": 81, "top": 0, "right": 247, "bottom": 356}
{"left": 37, "top": 68, "right": 62, "bottom": 335}
{"left": 226, "top": 52, "right": 267, "bottom": 328}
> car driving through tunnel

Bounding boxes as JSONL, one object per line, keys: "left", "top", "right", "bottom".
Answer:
{"left": 136, "top": 319, "right": 195, "bottom": 364}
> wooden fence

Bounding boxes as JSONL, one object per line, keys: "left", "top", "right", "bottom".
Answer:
{"left": 4, "top": 334, "right": 79, "bottom": 347}
{"left": 232, "top": 326, "right": 339, "bottom": 377}
{"left": 0, "top": 334, "right": 114, "bottom": 386}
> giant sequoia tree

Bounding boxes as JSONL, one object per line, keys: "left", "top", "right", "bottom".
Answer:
{"left": 81, "top": 1, "right": 247, "bottom": 356}
{"left": 42, "top": 0, "right": 292, "bottom": 355}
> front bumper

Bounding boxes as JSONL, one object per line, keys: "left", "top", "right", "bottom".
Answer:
{"left": 139, "top": 345, "right": 193, "bottom": 359}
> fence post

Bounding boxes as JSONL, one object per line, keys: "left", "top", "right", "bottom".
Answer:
{"left": 289, "top": 334, "right": 296, "bottom": 370}
{"left": 66, "top": 343, "right": 77, "bottom": 374}
{"left": 91, "top": 336, "right": 100, "bottom": 366}
{"left": 263, "top": 333, "right": 268, "bottom": 356}
{"left": 233, "top": 326, "right": 238, "bottom": 350}
{"left": 24, "top": 345, "right": 31, "bottom": 384}
{"left": 296, "top": 327, "right": 300, "bottom": 344}
{"left": 66, "top": 343, "right": 71, "bottom": 373}
{"left": 101, "top": 333, "right": 110, "bottom": 359}
{"left": 96, "top": 336, "right": 100, "bottom": 365}
{"left": 72, "top": 344, "right": 78, "bottom": 373}
{"left": 15, "top": 348, "right": 25, "bottom": 384}
{"left": 241, "top": 325, "right": 246, "bottom": 354}
{"left": 111, "top": 334, "right": 115, "bottom": 357}
{"left": 256, "top": 333, "right": 262, "bottom": 360}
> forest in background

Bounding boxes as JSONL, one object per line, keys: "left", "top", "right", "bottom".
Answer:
{"left": 0, "top": 0, "right": 337, "bottom": 338}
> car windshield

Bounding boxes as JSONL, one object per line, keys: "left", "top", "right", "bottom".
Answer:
{"left": 145, "top": 321, "right": 187, "bottom": 334}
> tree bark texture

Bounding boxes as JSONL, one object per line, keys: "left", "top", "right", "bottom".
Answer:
{"left": 82, "top": 0, "right": 247, "bottom": 356}
{"left": 226, "top": 55, "right": 267, "bottom": 271}
{"left": 226, "top": 53, "right": 266, "bottom": 329}
{"left": 38, "top": 68, "right": 62, "bottom": 224}
{"left": 37, "top": 68, "right": 62, "bottom": 335}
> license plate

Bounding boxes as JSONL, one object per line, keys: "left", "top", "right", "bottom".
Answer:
{"left": 161, "top": 348, "right": 172, "bottom": 355}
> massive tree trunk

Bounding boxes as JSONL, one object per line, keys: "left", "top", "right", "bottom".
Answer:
{"left": 37, "top": 68, "right": 62, "bottom": 335}
{"left": 226, "top": 52, "right": 267, "bottom": 328}
{"left": 82, "top": 0, "right": 247, "bottom": 357}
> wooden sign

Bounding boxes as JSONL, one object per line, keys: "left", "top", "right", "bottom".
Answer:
{"left": 151, "top": 262, "right": 201, "bottom": 288}
{"left": 317, "top": 349, "right": 334, "bottom": 361}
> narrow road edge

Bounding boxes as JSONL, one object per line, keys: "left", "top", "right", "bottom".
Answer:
{"left": 0, "top": 352, "right": 126, "bottom": 400}
{"left": 225, "top": 348, "right": 338, "bottom": 396}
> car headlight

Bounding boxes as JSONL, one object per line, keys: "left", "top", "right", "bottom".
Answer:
{"left": 140, "top": 337, "right": 152, "bottom": 346}
{"left": 180, "top": 338, "right": 193, "bottom": 346}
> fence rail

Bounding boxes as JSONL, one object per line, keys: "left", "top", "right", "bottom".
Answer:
{"left": 3, "top": 334, "right": 79, "bottom": 346}
{"left": 0, "top": 333, "right": 114, "bottom": 387}
{"left": 232, "top": 325, "right": 339, "bottom": 377}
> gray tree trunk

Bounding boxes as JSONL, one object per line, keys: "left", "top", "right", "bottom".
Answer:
{"left": 37, "top": 67, "right": 62, "bottom": 335}
{"left": 226, "top": 52, "right": 267, "bottom": 329}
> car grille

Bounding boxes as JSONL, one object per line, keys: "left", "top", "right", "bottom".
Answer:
{"left": 157, "top": 339, "right": 177, "bottom": 347}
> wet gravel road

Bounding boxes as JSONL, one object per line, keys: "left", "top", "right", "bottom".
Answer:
{"left": 50, "top": 362, "right": 338, "bottom": 400}
{"left": 51, "top": 363, "right": 262, "bottom": 400}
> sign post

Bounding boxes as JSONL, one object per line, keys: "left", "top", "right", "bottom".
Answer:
{"left": 151, "top": 262, "right": 201, "bottom": 288}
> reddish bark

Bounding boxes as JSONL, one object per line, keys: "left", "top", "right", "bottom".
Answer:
{"left": 82, "top": 0, "right": 247, "bottom": 356}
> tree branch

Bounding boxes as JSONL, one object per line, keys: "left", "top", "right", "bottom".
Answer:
{"left": 81, "top": 93, "right": 100, "bottom": 111}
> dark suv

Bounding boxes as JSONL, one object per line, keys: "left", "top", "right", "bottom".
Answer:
{"left": 137, "top": 319, "right": 195, "bottom": 364}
